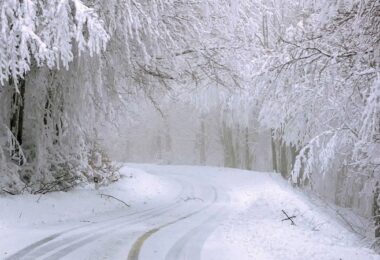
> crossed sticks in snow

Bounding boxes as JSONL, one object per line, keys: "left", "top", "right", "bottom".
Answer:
{"left": 281, "top": 210, "right": 296, "bottom": 225}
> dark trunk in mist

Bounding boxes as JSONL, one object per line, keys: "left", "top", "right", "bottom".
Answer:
{"left": 374, "top": 182, "right": 380, "bottom": 238}
{"left": 244, "top": 127, "right": 252, "bottom": 170}
{"left": 199, "top": 117, "right": 206, "bottom": 165}
{"left": 280, "top": 143, "right": 288, "bottom": 178}
{"left": 271, "top": 129, "right": 277, "bottom": 172}
{"left": 10, "top": 78, "right": 25, "bottom": 145}
{"left": 9, "top": 77, "right": 26, "bottom": 165}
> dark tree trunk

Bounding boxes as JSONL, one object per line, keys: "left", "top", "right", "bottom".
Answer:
{"left": 199, "top": 117, "right": 206, "bottom": 165}
{"left": 9, "top": 77, "right": 26, "bottom": 165}
{"left": 10, "top": 78, "right": 26, "bottom": 145}
{"left": 373, "top": 103, "right": 380, "bottom": 239}
{"left": 290, "top": 145, "right": 298, "bottom": 169}
{"left": 244, "top": 126, "right": 252, "bottom": 170}
{"left": 223, "top": 123, "right": 236, "bottom": 168}
{"left": 271, "top": 129, "right": 278, "bottom": 172}
{"left": 280, "top": 142, "right": 288, "bottom": 178}
{"left": 374, "top": 182, "right": 380, "bottom": 238}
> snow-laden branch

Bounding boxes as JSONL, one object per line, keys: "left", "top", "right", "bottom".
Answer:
{"left": 0, "top": 0, "right": 109, "bottom": 85}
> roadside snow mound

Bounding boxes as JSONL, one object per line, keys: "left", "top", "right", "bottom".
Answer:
{"left": 203, "top": 172, "right": 378, "bottom": 260}
{"left": 0, "top": 166, "right": 176, "bottom": 229}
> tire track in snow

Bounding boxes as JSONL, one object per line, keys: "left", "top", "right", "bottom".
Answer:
{"left": 40, "top": 179, "right": 198, "bottom": 260}
{"left": 29, "top": 204, "right": 183, "bottom": 260}
{"left": 164, "top": 186, "right": 230, "bottom": 260}
{"left": 42, "top": 204, "right": 191, "bottom": 260}
{"left": 6, "top": 178, "right": 190, "bottom": 260}
{"left": 127, "top": 186, "right": 218, "bottom": 260}
{"left": 164, "top": 207, "right": 229, "bottom": 260}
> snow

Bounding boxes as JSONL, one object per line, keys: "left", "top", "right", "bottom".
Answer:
{"left": 0, "top": 167, "right": 173, "bottom": 226}
{"left": 0, "top": 164, "right": 378, "bottom": 259}
{"left": 202, "top": 173, "right": 378, "bottom": 260}
{"left": 0, "top": 166, "right": 178, "bottom": 258}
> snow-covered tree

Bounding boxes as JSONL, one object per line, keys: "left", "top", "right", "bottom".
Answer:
{"left": 1, "top": 0, "right": 378, "bottom": 244}
{"left": 0, "top": 0, "right": 112, "bottom": 192}
{"left": 253, "top": 0, "right": 379, "bottom": 238}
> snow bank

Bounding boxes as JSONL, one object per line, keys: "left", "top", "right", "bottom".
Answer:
{"left": 0, "top": 167, "right": 173, "bottom": 227}
{"left": 1, "top": 164, "right": 378, "bottom": 259}
{"left": 0, "top": 166, "right": 180, "bottom": 257}
{"left": 203, "top": 171, "right": 379, "bottom": 260}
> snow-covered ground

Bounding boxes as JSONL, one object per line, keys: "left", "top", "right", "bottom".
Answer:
{"left": 0, "top": 165, "right": 378, "bottom": 260}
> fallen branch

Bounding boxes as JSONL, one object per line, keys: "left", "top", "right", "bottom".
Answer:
{"left": 2, "top": 189, "right": 15, "bottom": 195}
{"left": 33, "top": 175, "right": 80, "bottom": 195}
{"left": 99, "top": 193, "right": 130, "bottom": 207}
{"left": 313, "top": 193, "right": 364, "bottom": 238}
{"left": 282, "top": 210, "right": 296, "bottom": 225}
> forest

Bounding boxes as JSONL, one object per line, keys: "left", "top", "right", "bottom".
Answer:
{"left": 0, "top": 0, "right": 379, "bottom": 256}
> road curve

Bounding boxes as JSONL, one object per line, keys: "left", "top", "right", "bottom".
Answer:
{"left": 6, "top": 165, "right": 232, "bottom": 260}
{"left": 4, "top": 165, "right": 378, "bottom": 260}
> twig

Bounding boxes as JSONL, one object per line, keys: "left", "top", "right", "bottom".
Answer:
{"left": 36, "top": 194, "right": 43, "bottom": 203}
{"left": 2, "top": 189, "right": 15, "bottom": 195}
{"left": 33, "top": 175, "right": 80, "bottom": 194}
{"left": 312, "top": 193, "right": 365, "bottom": 238}
{"left": 99, "top": 193, "right": 130, "bottom": 207}
{"left": 282, "top": 210, "right": 296, "bottom": 225}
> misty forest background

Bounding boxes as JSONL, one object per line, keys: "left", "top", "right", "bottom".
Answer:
{"left": 0, "top": 0, "right": 379, "bottom": 244}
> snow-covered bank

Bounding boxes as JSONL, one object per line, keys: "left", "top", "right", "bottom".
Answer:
{"left": 200, "top": 170, "right": 378, "bottom": 260}
{"left": 1, "top": 165, "right": 378, "bottom": 259}
{"left": 0, "top": 166, "right": 179, "bottom": 258}
{"left": 128, "top": 164, "right": 379, "bottom": 260}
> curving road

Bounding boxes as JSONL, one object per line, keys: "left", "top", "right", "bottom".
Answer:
{"left": 4, "top": 165, "right": 378, "bottom": 260}
{"left": 6, "top": 165, "right": 233, "bottom": 260}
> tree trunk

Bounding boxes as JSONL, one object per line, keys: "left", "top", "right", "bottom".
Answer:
{"left": 9, "top": 77, "right": 26, "bottom": 165}
{"left": 155, "top": 131, "right": 162, "bottom": 161}
{"left": 10, "top": 78, "right": 26, "bottom": 145}
{"left": 199, "top": 117, "right": 206, "bottom": 165}
{"left": 244, "top": 126, "right": 252, "bottom": 170}
{"left": 374, "top": 182, "right": 380, "bottom": 238}
{"left": 280, "top": 142, "right": 288, "bottom": 178}
{"left": 271, "top": 129, "right": 278, "bottom": 172}
{"left": 164, "top": 123, "right": 171, "bottom": 163}
{"left": 290, "top": 145, "right": 298, "bottom": 169}
{"left": 222, "top": 120, "right": 236, "bottom": 168}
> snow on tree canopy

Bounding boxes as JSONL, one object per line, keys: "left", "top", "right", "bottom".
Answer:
{"left": 0, "top": 0, "right": 109, "bottom": 86}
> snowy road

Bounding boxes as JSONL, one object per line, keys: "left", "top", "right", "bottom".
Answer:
{"left": 1, "top": 165, "right": 379, "bottom": 260}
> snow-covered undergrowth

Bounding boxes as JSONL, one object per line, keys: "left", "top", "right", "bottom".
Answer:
{"left": 0, "top": 167, "right": 177, "bottom": 227}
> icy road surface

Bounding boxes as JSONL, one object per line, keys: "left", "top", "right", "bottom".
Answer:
{"left": 1, "top": 165, "right": 378, "bottom": 260}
